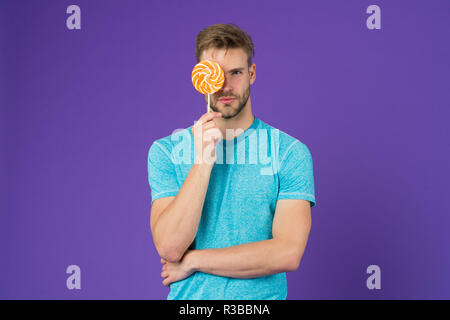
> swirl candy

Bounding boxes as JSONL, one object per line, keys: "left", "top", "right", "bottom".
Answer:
{"left": 191, "top": 60, "right": 224, "bottom": 94}
{"left": 191, "top": 60, "right": 224, "bottom": 112}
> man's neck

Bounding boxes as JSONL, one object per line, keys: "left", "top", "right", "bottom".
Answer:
{"left": 215, "top": 104, "right": 255, "bottom": 140}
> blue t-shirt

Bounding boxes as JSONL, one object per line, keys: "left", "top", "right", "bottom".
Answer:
{"left": 147, "top": 116, "right": 316, "bottom": 300}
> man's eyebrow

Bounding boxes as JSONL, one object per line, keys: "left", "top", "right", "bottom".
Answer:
{"left": 227, "top": 67, "right": 245, "bottom": 73}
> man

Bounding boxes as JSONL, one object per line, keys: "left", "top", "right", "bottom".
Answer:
{"left": 147, "top": 23, "right": 316, "bottom": 300}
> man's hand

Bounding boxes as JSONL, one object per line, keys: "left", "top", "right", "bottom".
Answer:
{"left": 193, "top": 112, "right": 223, "bottom": 165}
{"left": 160, "top": 251, "right": 196, "bottom": 286}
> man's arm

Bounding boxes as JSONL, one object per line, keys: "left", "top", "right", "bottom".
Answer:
{"left": 150, "top": 112, "right": 222, "bottom": 263}
{"left": 161, "top": 199, "right": 311, "bottom": 285}
{"left": 151, "top": 163, "right": 212, "bottom": 263}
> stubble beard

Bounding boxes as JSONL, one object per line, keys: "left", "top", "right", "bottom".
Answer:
{"left": 209, "top": 86, "right": 250, "bottom": 119}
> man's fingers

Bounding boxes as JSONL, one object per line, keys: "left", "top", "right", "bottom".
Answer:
{"left": 162, "top": 277, "right": 171, "bottom": 287}
{"left": 202, "top": 121, "right": 216, "bottom": 131}
{"left": 161, "top": 271, "right": 168, "bottom": 278}
{"left": 197, "top": 112, "right": 222, "bottom": 125}
{"left": 161, "top": 258, "right": 166, "bottom": 264}
{"left": 203, "top": 128, "right": 223, "bottom": 140}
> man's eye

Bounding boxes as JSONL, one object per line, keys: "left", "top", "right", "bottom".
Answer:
{"left": 232, "top": 71, "right": 242, "bottom": 75}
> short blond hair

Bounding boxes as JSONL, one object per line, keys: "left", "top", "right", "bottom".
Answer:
{"left": 195, "top": 23, "right": 255, "bottom": 67}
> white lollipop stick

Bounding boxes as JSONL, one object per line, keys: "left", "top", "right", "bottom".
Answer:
{"left": 207, "top": 93, "right": 211, "bottom": 113}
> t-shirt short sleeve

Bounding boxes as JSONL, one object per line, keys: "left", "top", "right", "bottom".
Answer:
{"left": 147, "top": 141, "right": 180, "bottom": 204}
{"left": 277, "top": 141, "right": 316, "bottom": 207}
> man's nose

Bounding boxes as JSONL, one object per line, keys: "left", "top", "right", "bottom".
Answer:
{"left": 220, "top": 74, "right": 233, "bottom": 92}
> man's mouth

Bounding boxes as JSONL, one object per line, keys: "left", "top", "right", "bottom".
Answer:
{"left": 219, "top": 97, "right": 235, "bottom": 104}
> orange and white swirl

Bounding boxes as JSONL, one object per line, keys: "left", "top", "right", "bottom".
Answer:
{"left": 191, "top": 60, "right": 224, "bottom": 94}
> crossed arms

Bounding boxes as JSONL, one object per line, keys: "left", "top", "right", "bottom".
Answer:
{"left": 150, "top": 163, "right": 312, "bottom": 286}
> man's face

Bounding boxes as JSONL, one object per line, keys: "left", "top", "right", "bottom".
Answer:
{"left": 200, "top": 47, "right": 256, "bottom": 119}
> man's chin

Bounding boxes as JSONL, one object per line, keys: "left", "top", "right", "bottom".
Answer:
{"left": 220, "top": 108, "right": 236, "bottom": 119}
{"left": 211, "top": 102, "right": 243, "bottom": 118}
{"left": 213, "top": 104, "right": 232, "bottom": 112}
{"left": 211, "top": 107, "right": 233, "bottom": 118}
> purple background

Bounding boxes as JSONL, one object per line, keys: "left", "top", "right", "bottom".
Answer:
{"left": 1, "top": 0, "right": 449, "bottom": 299}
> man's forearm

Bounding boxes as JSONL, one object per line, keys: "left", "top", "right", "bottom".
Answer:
{"left": 153, "top": 163, "right": 212, "bottom": 262}
{"left": 187, "top": 239, "right": 301, "bottom": 279}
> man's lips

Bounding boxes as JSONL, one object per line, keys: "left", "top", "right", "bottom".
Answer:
{"left": 219, "top": 97, "right": 235, "bottom": 103}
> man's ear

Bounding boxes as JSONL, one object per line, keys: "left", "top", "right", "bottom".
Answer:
{"left": 249, "top": 63, "right": 256, "bottom": 85}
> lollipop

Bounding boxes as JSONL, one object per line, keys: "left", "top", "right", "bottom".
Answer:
{"left": 191, "top": 60, "right": 224, "bottom": 112}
